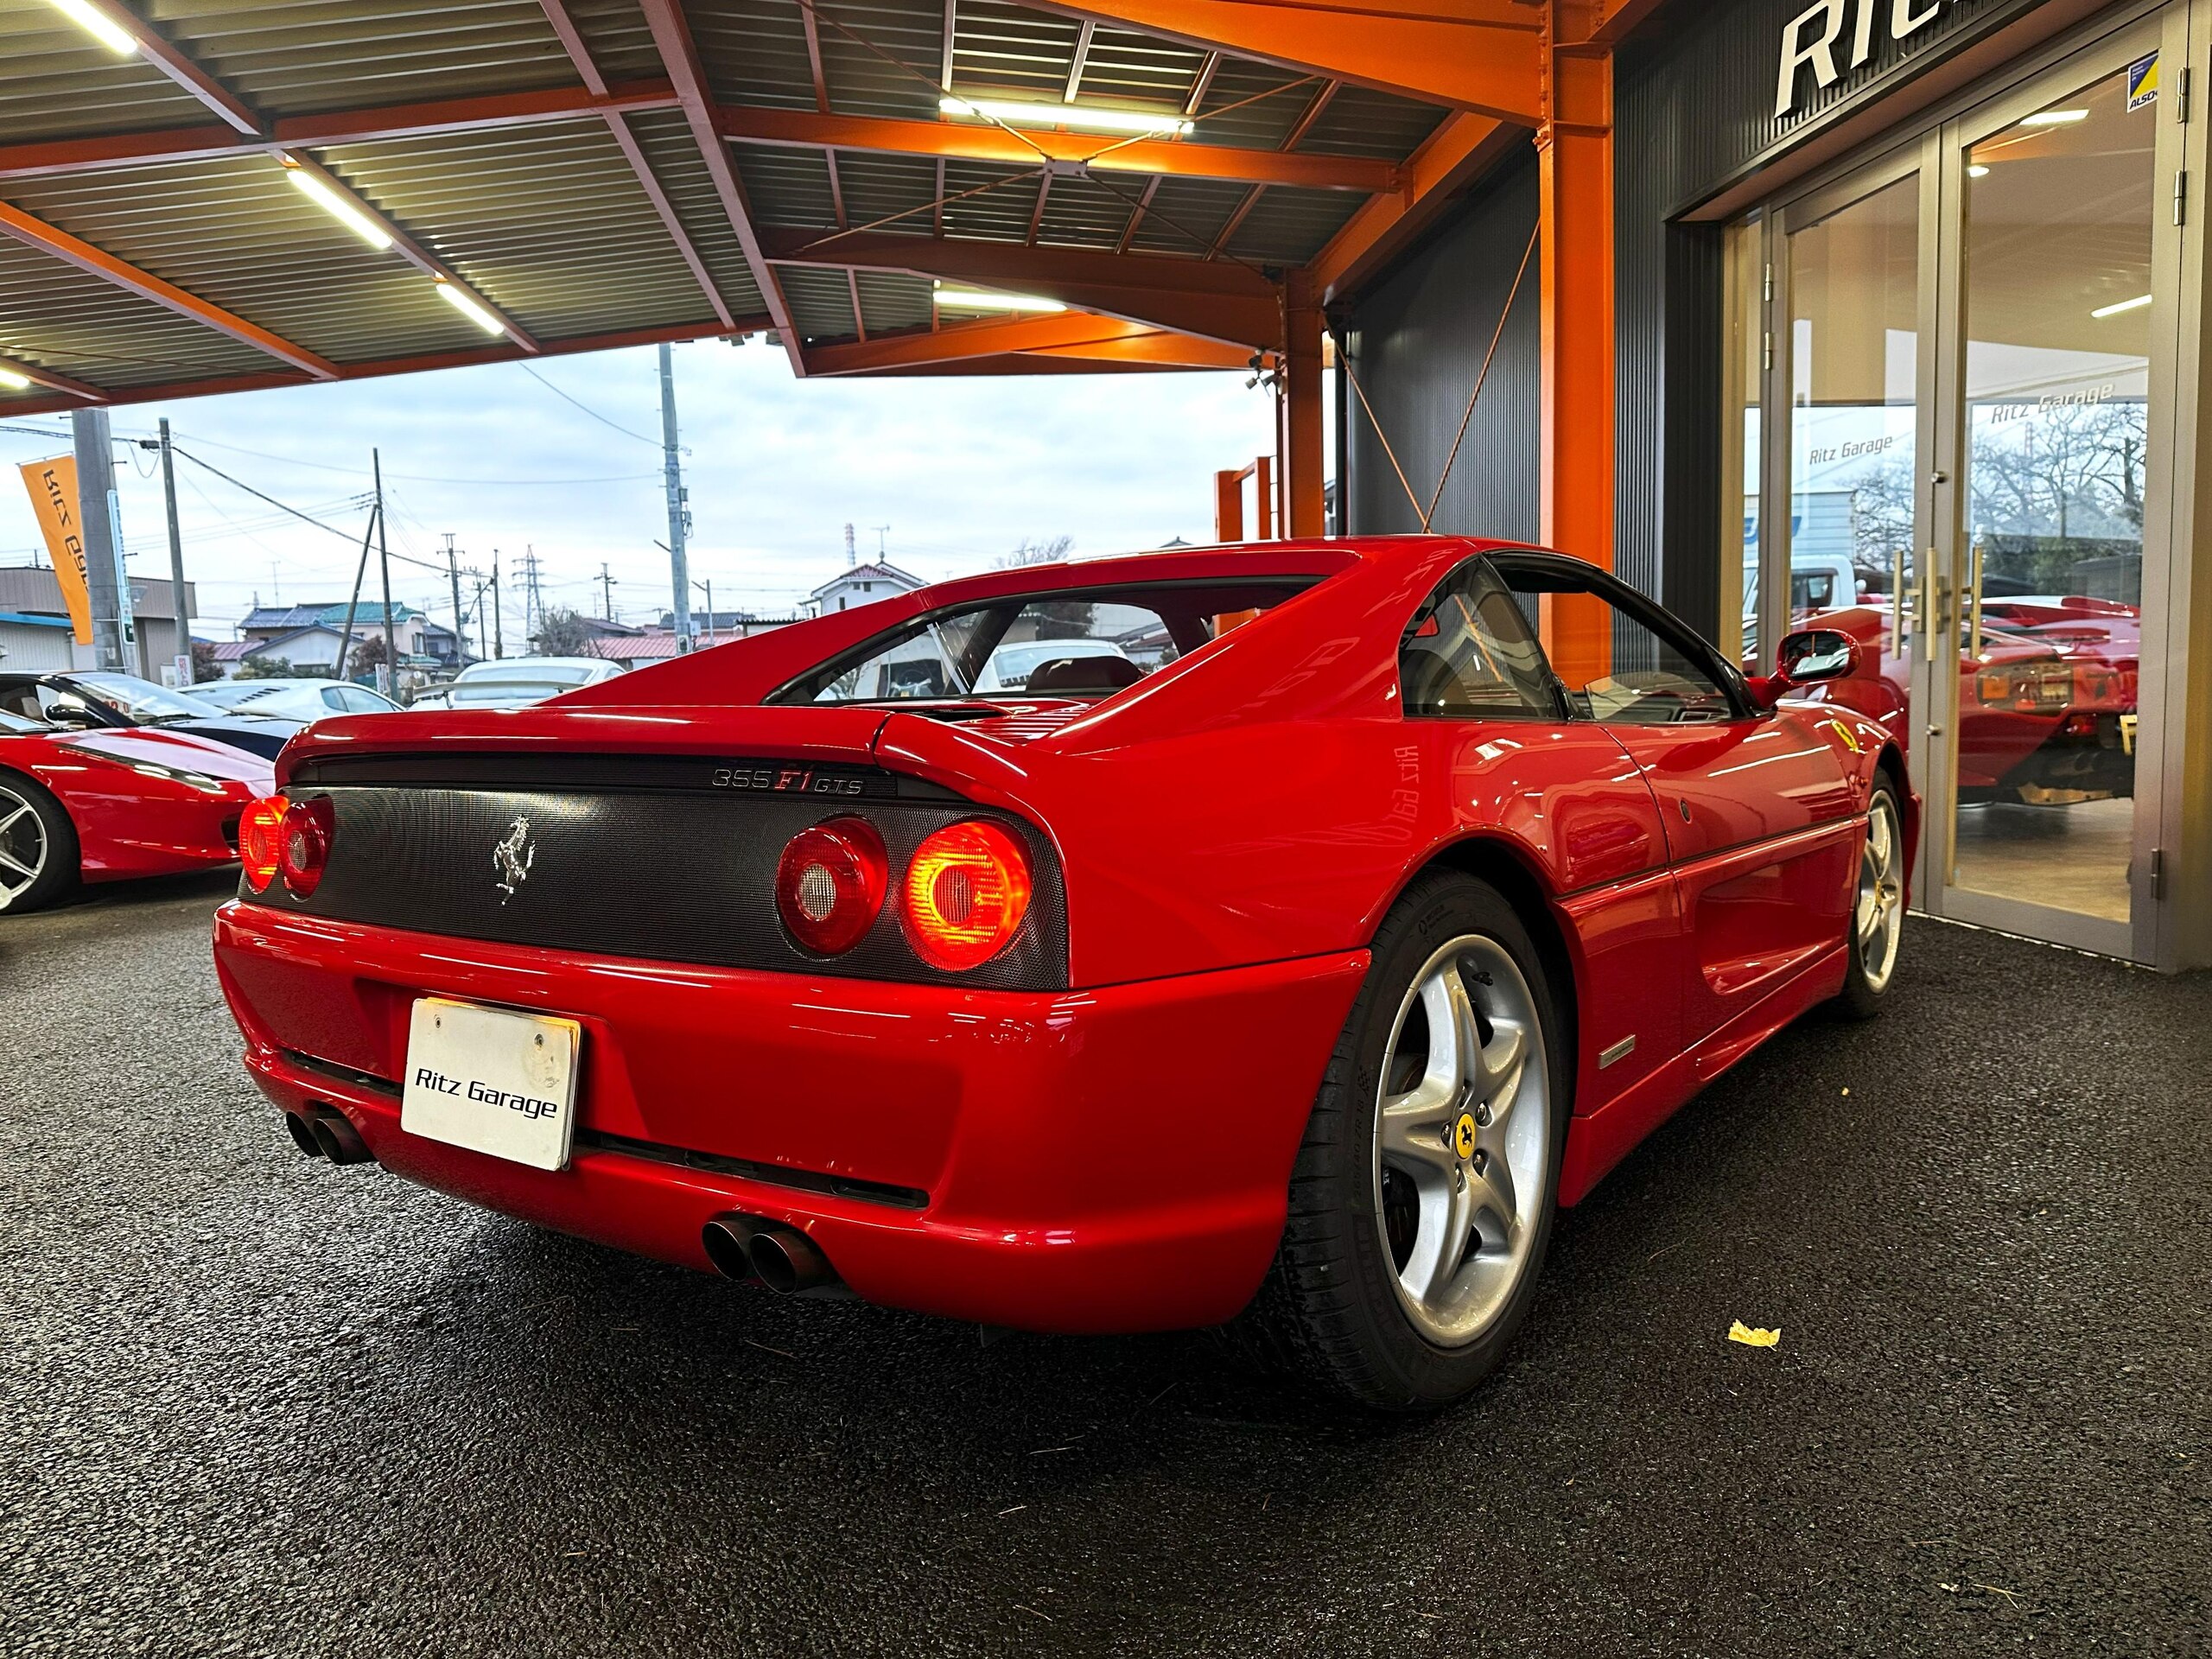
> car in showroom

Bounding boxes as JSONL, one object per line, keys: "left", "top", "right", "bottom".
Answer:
{"left": 0, "top": 711, "right": 272, "bottom": 912}
{"left": 0, "top": 670, "right": 302, "bottom": 760}
{"left": 212, "top": 537, "right": 1911, "bottom": 1408}
{"left": 192, "top": 677, "right": 404, "bottom": 722}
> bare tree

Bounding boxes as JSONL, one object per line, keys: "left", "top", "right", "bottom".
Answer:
{"left": 533, "top": 607, "right": 594, "bottom": 657}
{"left": 1000, "top": 535, "right": 1074, "bottom": 569}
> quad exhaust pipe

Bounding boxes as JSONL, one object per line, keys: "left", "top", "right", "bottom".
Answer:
{"left": 283, "top": 1104, "right": 375, "bottom": 1166}
{"left": 702, "top": 1214, "right": 843, "bottom": 1296}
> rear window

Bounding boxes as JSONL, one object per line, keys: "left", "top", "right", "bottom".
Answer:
{"left": 771, "top": 580, "right": 1319, "bottom": 705}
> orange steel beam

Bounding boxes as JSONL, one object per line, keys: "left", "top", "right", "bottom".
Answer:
{"left": 806, "top": 314, "right": 1244, "bottom": 374}
{"left": 1536, "top": 3, "right": 1613, "bottom": 676}
{"left": 66, "top": 0, "right": 262, "bottom": 135}
{"left": 0, "top": 317, "right": 766, "bottom": 418}
{"left": 1027, "top": 332, "right": 1248, "bottom": 367}
{"left": 0, "top": 354, "right": 102, "bottom": 400}
{"left": 634, "top": 0, "right": 806, "bottom": 372}
{"left": 1307, "top": 111, "right": 1517, "bottom": 304}
{"left": 0, "top": 83, "right": 684, "bottom": 181}
{"left": 1214, "top": 468, "right": 1243, "bottom": 540}
{"left": 1282, "top": 274, "right": 1325, "bottom": 537}
{"left": 1025, "top": 1, "right": 1541, "bottom": 120}
{"left": 536, "top": 1, "right": 740, "bottom": 330}
{"left": 762, "top": 230, "right": 1280, "bottom": 347}
{"left": 716, "top": 106, "right": 1397, "bottom": 193}
{"left": 0, "top": 200, "right": 337, "bottom": 380}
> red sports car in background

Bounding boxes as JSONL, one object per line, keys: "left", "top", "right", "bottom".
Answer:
{"left": 213, "top": 538, "right": 1912, "bottom": 1408}
{"left": 0, "top": 713, "right": 274, "bottom": 913}
{"left": 1783, "top": 594, "right": 2138, "bottom": 804}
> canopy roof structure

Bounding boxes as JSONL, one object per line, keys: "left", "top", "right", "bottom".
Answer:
{"left": 0, "top": 0, "right": 1658, "bottom": 544}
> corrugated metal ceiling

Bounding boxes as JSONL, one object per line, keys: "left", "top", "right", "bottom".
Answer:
{"left": 0, "top": 0, "right": 1459, "bottom": 400}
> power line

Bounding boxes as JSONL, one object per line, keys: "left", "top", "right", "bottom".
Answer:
{"left": 520, "top": 363, "right": 663, "bottom": 448}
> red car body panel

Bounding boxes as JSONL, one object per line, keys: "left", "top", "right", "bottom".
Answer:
{"left": 212, "top": 536, "right": 1915, "bottom": 1333}
{"left": 1, "top": 725, "right": 270, "bottom": 882}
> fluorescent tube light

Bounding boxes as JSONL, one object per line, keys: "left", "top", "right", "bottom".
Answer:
{"left": 933, "top": 285, "right": 1066, "bottom": 314}
{"left": 2090, "top": 293, "right": 2152, "bottom": 319}
{"left": 0, "top": 368, "right": 31, "bottom": 391}
{"left": 2020, "top": 109, "right": 2088, "bottom": 126}
{"left": 286, "top": 167, "right": 395, "bottom": 250}
{"left": 44, "top": 0, "right": 136, "bottom": 54}
{"left": 436, "top": 281, "right": 506, "bottom": 334}
{"left": 938, "top": 94, "right": 1192, "bottom": 137}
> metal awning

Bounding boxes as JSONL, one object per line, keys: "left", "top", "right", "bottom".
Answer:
{"left": 0, "top": 0, "right": 1583, "bottom": 405}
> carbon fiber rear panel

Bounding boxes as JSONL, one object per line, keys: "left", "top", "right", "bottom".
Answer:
{"left": 244, "top": 758, "right": 1066, "bottom": 990}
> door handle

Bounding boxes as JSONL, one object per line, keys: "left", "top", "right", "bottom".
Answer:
{"left": 1933, "top": 572, "right": 1955, "bottom": 637}
{"left": 1967, "top": 542, "right": 1985, "bottom": 658}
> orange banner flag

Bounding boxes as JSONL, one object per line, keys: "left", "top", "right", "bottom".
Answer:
{"left": 17, "top": 455, "right": 93, "bottom": 645}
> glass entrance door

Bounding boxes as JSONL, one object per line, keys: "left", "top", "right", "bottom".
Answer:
{"left": 1929, "top": 13, "right": 2182, "bottom": 958}
{"left": 1747, "top": 6, "right": 2188, "bottom": 963}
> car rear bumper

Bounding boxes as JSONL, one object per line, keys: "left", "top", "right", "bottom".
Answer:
{"left": 213, "top": 903, "right": 1367, "bottom": 1333}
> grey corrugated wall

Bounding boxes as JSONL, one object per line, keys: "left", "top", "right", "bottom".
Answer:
{"left": 1342, "top": 149, "right": 1541, "bottom": 545}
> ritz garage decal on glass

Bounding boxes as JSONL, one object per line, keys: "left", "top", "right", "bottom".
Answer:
{"left": 1776, "top": 0, "right": 1949, "bottom": 118}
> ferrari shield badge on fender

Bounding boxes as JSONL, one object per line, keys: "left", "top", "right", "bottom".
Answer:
{"left": 493, "top": 815, "right": 535, "bottom": 904}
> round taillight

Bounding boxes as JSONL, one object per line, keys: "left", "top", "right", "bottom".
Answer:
{"left": 775, "top": 817, "right": 889, "bottom": 955}
{"left": 901, "top": 821, "right": 1033, "bottom": 972}
{"left": 238, "top": 796, "right": 287, "bottom": 893}
{"left": 279, "top": 795, "right": 335, "bottom": 897}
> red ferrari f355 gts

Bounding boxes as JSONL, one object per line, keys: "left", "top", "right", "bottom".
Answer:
{"left": 214, "top": 538, "right": 1914, "bottom": 1408}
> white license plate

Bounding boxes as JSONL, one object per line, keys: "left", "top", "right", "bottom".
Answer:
{"left": 400, "top": 997, "right": 581, "bottom": 1172}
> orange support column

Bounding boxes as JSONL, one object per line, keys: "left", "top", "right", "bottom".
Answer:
{"left": 1535, "top": 11, "right": 1614, "bottom": 679}
{"left": 1252, "top": 455, "right": 1274, "bottom": 538}
{"left": 1283, "top": 283, "right": 1326, "bottom": 537}
{"left": 1215, "top": 468, "right": 1244, "bottom": 541}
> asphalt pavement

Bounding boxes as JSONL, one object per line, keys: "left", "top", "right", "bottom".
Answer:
{"left": 1, "top": 874, "right": 2205, "bottom": 1657}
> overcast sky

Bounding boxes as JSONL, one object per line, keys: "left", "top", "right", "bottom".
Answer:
{"left": 0, "top": 336, "right": 1279, "bottom": 645}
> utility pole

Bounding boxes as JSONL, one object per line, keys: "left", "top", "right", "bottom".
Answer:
{"left": 375, "top": 449, "right": 397, "bottom": 698}
{"left": 694, "top": 577, "right": 714, "bottom": 645}
{"left": 472, "top": 576, "right": 491, "bottom": 662}
{"left": 599, "top": 562, "right": 617, "bottom": 621}
{"left": 490, "top": 550, "right": 504, "bottom": 659}
{"left": 658, "top": 341, "right": 695, "bottom": 654}
{"left": 70, "top": 407, "right": 131, "bottom": 672}
{"left": 520, "top": 544, "right": 543, "bottom": 647}
{"left": 443, "top": 531, "right": 466, "bottom": 669}
{"left": 156, "top": 418, "right": 190, "bottom": 685}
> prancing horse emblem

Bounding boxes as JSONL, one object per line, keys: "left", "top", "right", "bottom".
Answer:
{"left": 493, "top": 815, "right": 535, "bottom": 903}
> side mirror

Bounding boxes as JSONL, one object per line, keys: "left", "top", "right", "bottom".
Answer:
{"left": 41, "top": 699, "right": 99, "bottom": 728}
{"left": 1777, "top": 627, "right": 1860, "bottom": 684}
{"left": 1745, "top": 628, "right": 1861, "bottom": 709}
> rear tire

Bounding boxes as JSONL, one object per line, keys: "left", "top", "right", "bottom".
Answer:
{"left": 1236, "top": 871, "right": 1569, "bottom": 1410}
{"left": 0, "top": 771, "right": 76, "bottom": 916}
{"left": 1835, "top": 778, "right": 1905, "bottom": 1020}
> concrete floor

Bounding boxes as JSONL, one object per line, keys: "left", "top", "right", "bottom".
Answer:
{"left": 1953, "top": 798, "right": 2135, "bottom": 925}
{"left": 1, "top": 874, "right": 2206, "bottom": 1657}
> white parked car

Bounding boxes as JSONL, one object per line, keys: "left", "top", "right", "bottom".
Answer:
{"left": 973, "top": 638, "right": 1133, "bottom": 692}
{"left": 415, "top": 656, "right": 626, "bottom": 712}
{"left": 191, "top": 677, "right": 402, "bottom": 721}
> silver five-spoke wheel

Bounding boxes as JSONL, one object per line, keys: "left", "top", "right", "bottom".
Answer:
{"left": 1373, "top": 934, "right": 1551, "bottom": 1347}
{"left": 0, "top": 783, "right": 48, "bottom": 912}
{"left": 1856, "top": 791, "right": 1904, "bottom": 994}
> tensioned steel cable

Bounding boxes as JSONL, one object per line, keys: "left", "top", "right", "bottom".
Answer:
{"left": 1336, "top": 219, "right": 1541, "bottom": 535}
{"left": 1422, "top": 220, "right": 1540, "bottom": 531}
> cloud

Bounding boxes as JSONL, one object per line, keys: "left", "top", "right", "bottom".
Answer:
{"left": 2, "top": 337, "right": 1276, "bottom": 640}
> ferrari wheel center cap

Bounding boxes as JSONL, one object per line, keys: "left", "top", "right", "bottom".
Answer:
{"left": 1452, "top": 1111, "right": 1478, "bottom": 1160}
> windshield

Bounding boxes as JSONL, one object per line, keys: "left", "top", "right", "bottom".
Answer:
{"left": 772, "top": 580, "right": 1319, "bottom": 705}
{"left": 68, "top": 673, "right": 223, "bottom": 722}
{"left": 191, "top": 681, "right": 283, "bottom": 709}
